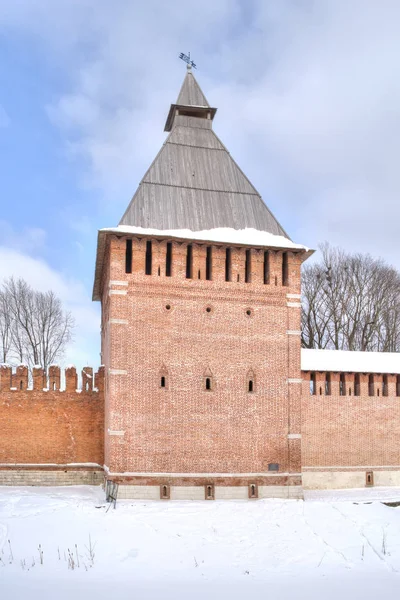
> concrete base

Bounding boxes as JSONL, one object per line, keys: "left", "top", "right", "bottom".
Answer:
{"left": 0, "top": 469, "right": 104, "bottom": 486}
{"left": 302, "top": 470, "right": 400, "bottom": 490}
{"left": 116, "top": 484, "right": 303, "bottom": 500}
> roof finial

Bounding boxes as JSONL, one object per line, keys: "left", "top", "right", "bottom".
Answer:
{"left": 179, "top": 51, "right": 197, "bottom": 70}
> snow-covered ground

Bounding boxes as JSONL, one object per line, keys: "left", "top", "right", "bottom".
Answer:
{"left": 2, "top": 486, "right": 400, "bottom": 599}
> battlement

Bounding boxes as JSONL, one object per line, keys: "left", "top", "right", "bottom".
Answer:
{"left": 101, "top": 234, "right": 304, "bottom": 298}
{"left": 302, "top": 370, "right": 400, "bottom": 398}
{"left": 0, "top": 364, "right": 104, "bottom": 393}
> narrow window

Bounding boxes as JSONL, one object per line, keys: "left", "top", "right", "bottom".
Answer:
{"left": 369, "top": 374, "right": 374, "bottom": 397}
{"left": 206, "top": 246, "right": 212, "bottom": 281}
{"left": 186, "top": 244, "right": 193, "bottom": 279}
{"left": 158, "top": 266, "right": 160, "bottom": 276}
{"left": 263, "top": 251, "right": 270, "bottom": 284}
{"left": 383, "top": 374, "right": 388, "bottom": 397}
{"left": 125, "top": 239, "right": 132, "bottom": 274}
{"left": 161, "top": 376, "right": 166, "bottom": 388}
{"left": 366, "top": 471, "right": 374, "bottom": 487}
{"left": 145, "top": 241, "right": 152, "bottom": 275}
{"left": 85, "top": 382, "right": 89, "bottom": 391}
{"left": 166, "top": 242, "right": 172, "bottom": 277}
{"left": 205, "top": 377, "right": 211, "bottom": 391}
{"left": 354, "top": 373, "right": 360, "bottom": 396}
{"left": 160, "top": 484, "right": 170, "bottom": 499}
{"left": 198, "top": 269, "right": 201, "bottom": 279}
{"left": 310, "top": 372, "right": 316, "bottom": 396}
{"left": 205, "top": 484, "right": 214, "bottom": 500}
{"left": 249, "top": 484, "right": 258, "bottom": 499}
{"left": 397, "top": 375, "right": 400, "bottom": 397}
{"left": 349, "top": 388, "right": 352, "bottom": 396}
{"left": 19, "top": 380, "right": 23, "bottom": 390}
{"left": 325, "top": 372, "right": 331, "bottom": 396}
{"left": 225, "top": 248, "right": 231, "bottom": 282}
{"left": 245, "top": 249, "right": 252, "bottom": 283}
{"left": 339, "top": 373, "right": 346, "bottom": 396}
{"left": 248, "top": 380, "right": 254, "bottom": 393}
{"left": 282, "top": 252, "right": 289, "bottom": 286}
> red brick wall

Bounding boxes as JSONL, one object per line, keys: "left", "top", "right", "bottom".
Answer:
{"left": 302, "top": 372, "right": 400, "bottom": 467}
{"left": 102, "top": 235, "right": 305, "bottom": 482}
{"left": 0, "top": 366, "right": 104, "bottom": 465}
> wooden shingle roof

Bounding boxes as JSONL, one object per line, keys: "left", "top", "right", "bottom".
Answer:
{"left": 119, "top": 66, "right": 289, "bottom": 238}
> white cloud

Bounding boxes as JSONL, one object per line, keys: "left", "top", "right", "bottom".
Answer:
{"left": 0, "top": 247, "right": 100, "bottom": 370}
{"left": 2, "top": 0, "right": 400, "bottom": 267}
{"left": 0, "top": 220, "right": 47, "bottom": 254}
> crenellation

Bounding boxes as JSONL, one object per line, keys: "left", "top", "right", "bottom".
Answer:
{"left": 0, "top": 365, "right": 11, "bottom": 392}
{"left": 82, "top": 367, "right": 93, "bottom": 392}
{"left": 32, "top": 367, "right": 45, "bottom": 390}
{"left": 65, "top": 366, "right": 78, "bottom": 392}
{"left": 12, "top": 365, "right": 28, "bottom": 391}
{"left": 48, "top": 365, "right": 61, "bottom": 391}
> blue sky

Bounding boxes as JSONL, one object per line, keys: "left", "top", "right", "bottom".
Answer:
{"left": 1, "top": 0, "right": 399, "bottom": 369}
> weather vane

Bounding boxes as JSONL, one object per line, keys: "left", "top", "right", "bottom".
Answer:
{"left": 179, "top": 51, "right": 197, "bottom": 69}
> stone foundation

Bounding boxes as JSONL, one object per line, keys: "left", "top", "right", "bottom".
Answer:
{"left": 0, "top": 468, "right": 104, "bottom": 486}
{"left": 302, "top": 469, "right": 400, "bottom": 490}
{"left": 115, "top": 483, "right": 303, "bottom": 500}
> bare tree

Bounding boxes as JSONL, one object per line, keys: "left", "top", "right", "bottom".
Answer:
{"left": 0, "top": 289, "right": 13, "bottom": 363}
{"left": 0, "top": 277, "right": 75, "bottom": 369}
{"left": 302, "top": 243, "right": 400, "bottom": 352}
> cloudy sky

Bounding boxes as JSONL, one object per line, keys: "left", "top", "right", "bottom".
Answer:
{"left": 0, "top": 0, "right": 399, "bottom": 368}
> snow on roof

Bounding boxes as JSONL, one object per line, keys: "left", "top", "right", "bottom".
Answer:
{"left": 101, "top": 225, "right": 309, "bottom": 251}
{"left": 301, "top": 349, "right": 400, "bottom": 374}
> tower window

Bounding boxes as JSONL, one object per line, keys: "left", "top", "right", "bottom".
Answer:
{"left": 310, "top": 372, "right": 316, "bottom": 396}
{"left": 282, "top": 252, "right": 289, "bottom": 286}
{"left": 125, "top": 239, "right": 132, "bottom": 274}
{"left": 205, "top": 377, "right": 211, "bottom": 391}
{"left": 248, "top": 380, "right": 254, "bottom": 393}
{"left": 166, "top": 242, "right": 172, "bottom": 277}
{"left": 369, "top": 374, "right": 374, "bottom": 397}
{"left": 383, "top": 374, "right": 388, "bottom": 397}
{"left": 206, "top": 246, "right": 212, "bottom": 281}
{"left": 325, "top": 372, "right": 331, "bottom": 396}
{"left": 339, "top": 373, "right": 346, "bottom": 396}
{"left": 354, "top": 373, "right": 360, "bottom": 396}
{"left": 264, "top": 251, "right": 270, "bottom": 284}
{"left": 186, "top": 244, "right": 193, "bottom": 279}
{"left": 225, "top": 248, "right": 231, "bottom": 282}
{"left": 160, "top": 376, "right": 166, "bottom": 388}
{"left": 145, "top": 241, "right": 152, "bottom": 275}
{"left": 245, "top": 249, "right": 251, "bottom": 283}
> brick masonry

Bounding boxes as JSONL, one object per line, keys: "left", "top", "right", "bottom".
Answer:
{"left": 302, "top": 371, "right": 400, "bottom": 489}
{"left": 101, "top": 235, "right": 304, "bottom": 496}
{"left": 2, "top": 241, "right": 400, "bottom": 495}
{"left": 0, "top": 365, "right": 104, "bottom": 485}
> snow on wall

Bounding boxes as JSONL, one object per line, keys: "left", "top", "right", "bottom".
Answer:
{"left": 301, "top": 348, "right": 400, "bottom": 374}
{"left": 101, "top": 225, "right": 309, "bottom": 251}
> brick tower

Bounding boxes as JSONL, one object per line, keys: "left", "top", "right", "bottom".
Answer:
{"left": 93, "top": 64, "right": 311, "bottom": 500}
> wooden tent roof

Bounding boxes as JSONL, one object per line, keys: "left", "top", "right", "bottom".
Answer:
{"left": 119, "top": 66, "right": 289, "bottom": 238}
